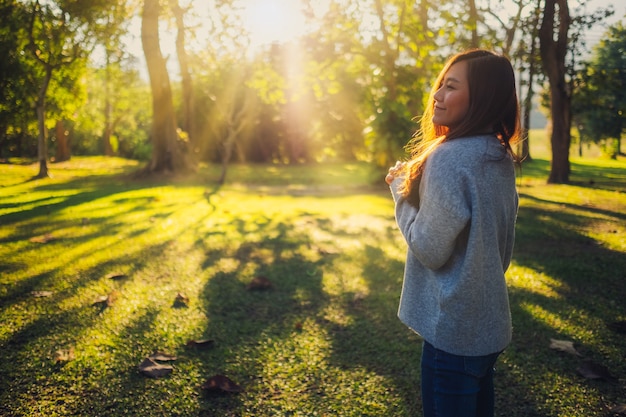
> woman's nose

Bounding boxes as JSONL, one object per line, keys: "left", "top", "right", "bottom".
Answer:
{"left": 433, "top": 86, "right": 443, "bottom": 102}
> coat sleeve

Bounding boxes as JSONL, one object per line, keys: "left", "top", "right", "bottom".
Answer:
{"left": 390, "top": 150, "right": 471, "bottom": 270}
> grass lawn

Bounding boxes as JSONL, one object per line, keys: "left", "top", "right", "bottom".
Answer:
{"left": 1, "top": 136, "right": 625, "bottom": 416}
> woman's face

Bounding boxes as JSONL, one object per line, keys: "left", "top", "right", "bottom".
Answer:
{"left": 432, "top": 60, "right": 470, "bottom": 129}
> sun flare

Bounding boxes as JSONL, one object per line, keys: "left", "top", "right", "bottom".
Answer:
{"left": 240, "top": 0, "right": 307, "bottom": 46}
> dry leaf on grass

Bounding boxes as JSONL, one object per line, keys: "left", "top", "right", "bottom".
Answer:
{"left": 138, "top": 357, "right": 173, "bottom": 378}
{"left": 29, "top": 233, "right": 56, "bottom": 243}
{"left": 186, "top": 339, "right": 215, "bottom": 350}
{"left": 93, "top": 291, "right": 118, "bottom": 308}
{"left": 31, "top": 291, "right": 53, "bottom": 298}
{"left": 549, "top": 338, "right": 583, "bottom": 357}
{"left": 610, "top": 404, "right": 626, "bottom": 414}
{"left": 54, "top": 347, "right": 75, "bottom": 363}
{"left": 316, "top": 247, "right": 338, "bottom": 256}
{"left": 201, "top": 374, "right": 243, "bottom": 393}
{"left": 576, "top": 360, "right": 617, "bottom": 382}
{"left": 246, "top": 276, "right": 272, "bottom": 291}
{"left": 138, "top": 350, "right": 177, "bottom": 378}
{"left": 173, "top": 292, "right": 189, "bottom": 307}
{"left": 105, "top": 273, "right": 128, "bottom": 281}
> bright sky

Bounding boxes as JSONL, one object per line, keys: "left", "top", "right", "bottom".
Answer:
{"left": 238, "top": 0, "right": 309, "bottom": 48}
{"left": 234, "top": 0, "right": 625, "bottom": 50}
{"left": 124, "top": 0, "right": 625, "bottom": 79}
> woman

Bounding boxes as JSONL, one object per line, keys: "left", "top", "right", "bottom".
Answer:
{"left": 386, "top": 49, "right": 521, "bottom": 417}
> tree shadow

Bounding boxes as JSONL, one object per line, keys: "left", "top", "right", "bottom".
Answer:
{"left": 196, "top": 214, "right": 329, "bottom": 414}
{"left": 2, "top": 163, "right": 624, "bottom": 416}
{"left": 501, "top": 193, "right": 626, "bottom": 415}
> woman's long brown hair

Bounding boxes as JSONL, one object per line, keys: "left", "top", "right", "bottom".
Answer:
{"left": 399, "top": 49, "right": 522, "bottom": 206}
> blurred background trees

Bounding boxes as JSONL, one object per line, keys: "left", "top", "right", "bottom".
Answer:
{"left": 0, "top": 0, "right": 622, "bottom": 182}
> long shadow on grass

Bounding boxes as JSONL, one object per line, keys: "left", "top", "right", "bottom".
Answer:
{"left": 519, "top": 192, "right": 626, "bottom": 221}
{"left": 502, "top": 199, "right": 626, "bottom": 416}
{"left": 520, "top": 158, "right": 626, "bottom": 192}
{"left": 496, "top": 285, "right": 625, "bottom": 417}
{"left": 195, "top": 211, "right": 428, "bottom": 415}
{"left": 326, "top": 243, "right": 422, "bottom": 414}
{"left": 0, "top": 236, "right": 189, "bottom": 415}
{"left": 515, "top": 201, "right": 626, "bottom": 309}
{"left": 0, "top": 304, "right": 103, "bottom": 415}
{"left": 0, "top": 175, "right": 161, "bottom": 228}
{"left": 197, "top": 215, "right": 330, "bottom": 414}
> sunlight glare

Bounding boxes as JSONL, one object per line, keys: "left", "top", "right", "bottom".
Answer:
{"left": 240, "top": 0, "right": 307, "bottom": 47}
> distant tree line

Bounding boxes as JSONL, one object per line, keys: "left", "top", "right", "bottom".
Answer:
{"left": 0, "top": 0, "right": 622, "bottom": 182}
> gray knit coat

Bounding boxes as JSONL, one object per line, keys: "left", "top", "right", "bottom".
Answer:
{"left": 389, "top": 134, "right": 518, "bottom": 356}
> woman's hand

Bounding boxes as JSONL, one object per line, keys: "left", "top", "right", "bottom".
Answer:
{"left": 385, "top": 161, "right": 405, "bottom": 185}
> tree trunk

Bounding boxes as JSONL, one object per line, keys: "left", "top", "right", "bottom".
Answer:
{"left": 103, "top": 51, "right": 114, "bottom": 156}
{"left": 521, "top": 10, "right": 540, "bottom": 163}
{"left": 54, "top": 120, "right": 71, "bottom": 162}
{"left": 374, "top": 0, "right": 404, "bottom": 167}
{"left": 169, "top": 0, "right": 196, "bottom": 146}
{"left": 468, "top": 0, "right": 480, "bottom": 48}
{"left": 539, "top": 0, "right": 571, "bottom": 183}
{"left": 218, "top": 130, "right": 235, "bottom": 185}
{"left": 35, "top": 67, "right": 52, "bottom": 178}
{"left": 141, "top": 0, "right": 188, "bottom": 173}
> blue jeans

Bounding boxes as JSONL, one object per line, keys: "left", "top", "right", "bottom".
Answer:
{"left": 421, "top": 341, "right": 501, "bottom": 417}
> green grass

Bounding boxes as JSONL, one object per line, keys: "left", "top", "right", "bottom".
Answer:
{"left": 1, "top": 148, "right": 625, "bottom": 416}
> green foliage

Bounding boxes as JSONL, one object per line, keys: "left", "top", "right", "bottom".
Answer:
{"left": 573, "top": 19, "right": 626, "bottom": 156}
{"left": 0, "top": 154, "right": 625, "bottom": 416}
{"left": 0, "top": 1, "right": 39, "bottom": 156}
{"left": 1, "top": 0, "right": 617, "bottom": 179}
{"left": 71, "top": 64, "right": 151, "bottom": 158}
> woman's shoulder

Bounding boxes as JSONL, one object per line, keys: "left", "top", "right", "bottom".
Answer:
{"left": 436, "top": 135, "right": 504, "bottom": 159}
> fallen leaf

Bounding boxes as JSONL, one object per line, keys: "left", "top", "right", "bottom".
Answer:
{"left": 549, "top": 338, "right": 583, "bottom": 357}
{"left": 246, "top": 276, "right": 272, "bottom": 291}
{"left": 93, "top": 291, "right": 118, "bottom": 308}
{"left": 105, "top": 273, "right": 128, "bottom": 281}
{"left": 201, "top": 374, "right": 243, "bottom": 393}
{"left": 54, "top": 347, "right": 75, "bottom": 363}
{"left": 138, "top": 357, "right": 173, "bottom": 378}
{"left": 148, "top": 351, "right": 177, "bottom": 362}
{"left": 173, "top": 292, "right": 189, "bottom": 307}
{"left": 31, "top": 291, "right": 53, "bottom": 298}
{"left": 186, "top": 339, "right": 215, "bottom": 350}
{"left": 610, "top": 404, "right": 626, "bottom": 414}
{"left": 576, "top": 360, "right": 617, "bottom": 381}
{"left": 607, "top": 320, "right": 626, "bottom": 334}
{"left": 317, "top": 247, "right": 338, "bottom": 256}
{"left": 29, "top": 233, "right": 56, "bottom": 243}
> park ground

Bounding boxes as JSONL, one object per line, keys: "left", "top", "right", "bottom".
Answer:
{"left": 0, "top": 131, "right": 625, "bottom": 416}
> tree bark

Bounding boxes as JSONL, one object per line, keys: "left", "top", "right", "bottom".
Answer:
{"left": 373, "top": 0, "right": 404, "bottom": 167}
{"left": 103, "top": 51, "right": 114, "bottom": 156}
{"left": 142, "top": 0, "right": 188, "bottom": 173}
{"left": 521, "top": 3, "right": 542, "bottom": 162}
{"left": 54, "top": 120, "right": 71, "bottom": 162}
{"left": 539, "top": 0, "right": 571, "bottom": 183}
{"left": 468, "top": 0, "right": 480, "bottom": 48}
{"left": 169, "top": 0, "right": 195, "bottom": 145}
{"left": 35, "top": 67, "right": 52, "bottom": 178}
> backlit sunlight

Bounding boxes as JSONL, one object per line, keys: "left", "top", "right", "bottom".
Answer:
{"left": 239, "top": 0, "right": 308, "bottom": 47}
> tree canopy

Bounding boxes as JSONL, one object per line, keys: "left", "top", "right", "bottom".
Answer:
{"left": 0, "top": 0, "right": 620, "bottom": 181}
{"left": 573, "top": 20, "right": 626, "bottom": 158}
